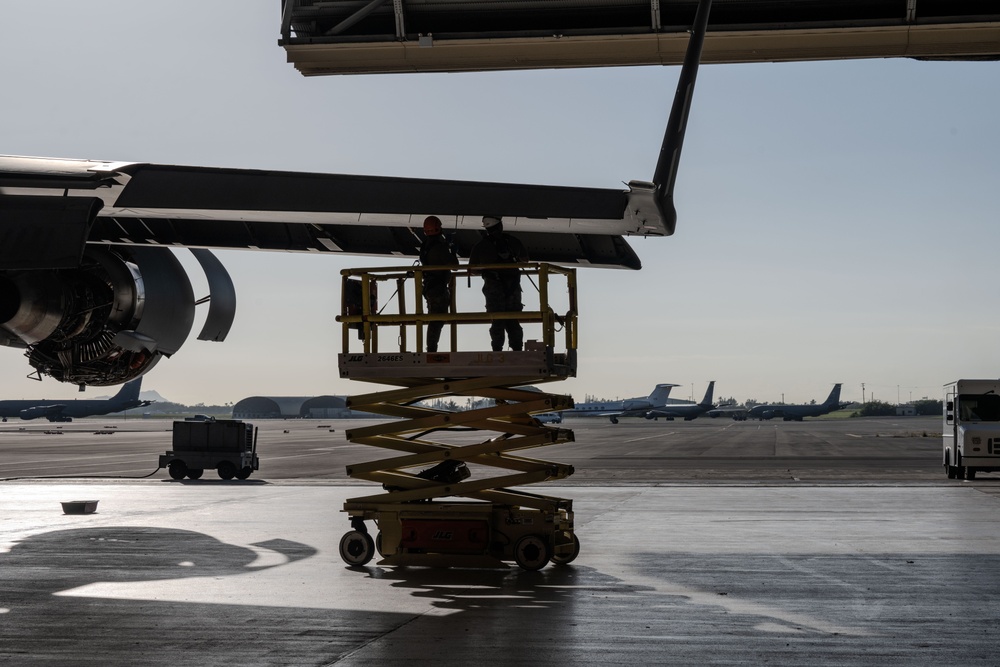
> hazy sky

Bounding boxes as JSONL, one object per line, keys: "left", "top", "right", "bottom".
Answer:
{"left": 2, "top": 2, "right": 998, "bottom": 406}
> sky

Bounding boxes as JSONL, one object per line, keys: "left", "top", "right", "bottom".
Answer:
{"left": 1, "top": 1, "right": 999, "bottom": 406}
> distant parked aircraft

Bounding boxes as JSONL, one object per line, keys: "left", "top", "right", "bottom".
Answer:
{"left": 646, "top": 382, "right": 716, "bottom": 421}
{"left": 0, "top": 378, "right": 151, "bottom": 423}
{"left": 566, "top": 384, "right": 680, "bottom": 423}
{"left": 747, "top": 384, "right": 844, "bottom": 421}
{"left": 706, "top": 405, "right": 749, "bottom": 421}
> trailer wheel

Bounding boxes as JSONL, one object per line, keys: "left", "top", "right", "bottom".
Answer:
{"left": 167, "top": 461, "right": 187, "bottom": 480}
{"left": 186, "top": 468, "right": 204, "bottom": 480}
{"left": 235, "top": 466, "right": 252, "bottom": 480}
{"left": 375, "top": 532, "right": 384, "bottom": 557}
{"left": 965, "top": 467, "right": 977, "bottom": 480}
{"left": 340, "top": 530, "right": 376, "bottom": 566}
{"left": 217, "top": 461, "right": 237, "bottom": 480}
{"left": 513, "top": 534, "right": 550, "bottom": 571}
{"left": 551, "top": 534, "right": 581, "bottom": 565}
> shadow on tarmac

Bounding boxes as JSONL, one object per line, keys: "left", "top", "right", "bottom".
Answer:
{"left": 0, "top": 527, "right": 404, "bottom": 666}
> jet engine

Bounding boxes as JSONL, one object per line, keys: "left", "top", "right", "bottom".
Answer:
{"left": 0, "top": 245, "right": 235, "bottom": 387}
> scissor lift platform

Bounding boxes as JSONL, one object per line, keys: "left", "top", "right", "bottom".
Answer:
{"left": 334, "top": 263, "right": 581, "bottom": 570}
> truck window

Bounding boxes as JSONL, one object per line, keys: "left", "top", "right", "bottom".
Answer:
{"left": 958, "top": 394, "right": 1000, "bottom": 422}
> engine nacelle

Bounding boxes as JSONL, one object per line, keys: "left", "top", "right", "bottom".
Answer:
{"left": 0, "top": 245, "right": 235, "bottom": 387}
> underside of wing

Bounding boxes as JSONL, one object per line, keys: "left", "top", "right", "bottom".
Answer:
{"left": 0, "top": 157, "right": 671, "bottom": 271}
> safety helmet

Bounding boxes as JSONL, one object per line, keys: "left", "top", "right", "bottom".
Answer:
{"left": 482, "top": 215, "right": 502, "bottom": 230}
{"left": 423, "top": 215, "right": 442, "bottom": 235}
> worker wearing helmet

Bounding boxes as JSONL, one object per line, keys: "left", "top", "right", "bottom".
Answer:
{"left": 469, "top": 216, "right": 528, "bottom": 352}
{"left": 418, "top": 216, "right": 458, "bottom": 353}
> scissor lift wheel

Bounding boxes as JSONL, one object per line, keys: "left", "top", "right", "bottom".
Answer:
{"left": 339, "top": 530, "right": 376, "bottom": 567}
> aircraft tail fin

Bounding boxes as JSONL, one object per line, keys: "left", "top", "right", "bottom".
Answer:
{"left": 699, "top": 381, "right": 716, "bottom": 407}
{"left": 824, "top": 384, "right": 843, "bottom": 408}
{"left": 113, "top": 377, "right": 143, "bottom": 404}
{"left": 647, "top": 384, "right": 679, "bottom": 407}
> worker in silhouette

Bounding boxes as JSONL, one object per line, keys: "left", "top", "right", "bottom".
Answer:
{"left": 469, "top": 215, "right": 528, "bottom": 352}
{"left": 418, "top": 216, "right": 458, "bottom": 353}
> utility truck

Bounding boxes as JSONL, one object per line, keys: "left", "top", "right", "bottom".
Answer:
{"left": 943, "top": 380, "right": 1000, "bottom": 480}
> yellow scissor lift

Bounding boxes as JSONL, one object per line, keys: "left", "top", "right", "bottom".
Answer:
{"left": 335, "top": 262, "right": 581, "bottom": 571}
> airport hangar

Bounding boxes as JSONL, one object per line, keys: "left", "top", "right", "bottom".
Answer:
{"left": 231, "top": 395, "right": 351, "bottom": 419}
{"left": 279, "top": 0, "right": 1000, "bottom": 76}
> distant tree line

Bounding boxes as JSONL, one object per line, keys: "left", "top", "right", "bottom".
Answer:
{"left": 850, "top": 399, "right": 942, "bottom": 418}
{"left": 421, "top": 394, "right": 944, "bottom": 417}
{"left": 141, "top": 401, "right": 233, "bottom": 415}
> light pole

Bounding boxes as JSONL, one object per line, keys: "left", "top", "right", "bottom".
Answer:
{"left": 862, "top": 383, "right": 866, "bottom": 404}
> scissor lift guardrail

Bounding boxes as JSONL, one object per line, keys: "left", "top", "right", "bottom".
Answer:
{"left": 334, "top": 262, "right": 581, "bottom": 570}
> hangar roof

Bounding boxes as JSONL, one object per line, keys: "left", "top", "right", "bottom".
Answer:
{"left": 232, "top": 395, "right": 348, "bottom": 418}
{"left": 279, "top": 0, "right": 1000, "bottom": 75}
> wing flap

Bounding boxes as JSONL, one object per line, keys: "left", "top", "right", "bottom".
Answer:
{"left": 114, "top": 164, "right": 629, "bottom": 221}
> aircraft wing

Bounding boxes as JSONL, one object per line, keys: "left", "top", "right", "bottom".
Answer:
{"left": 0, "top": 156, "right": 671, "bottom": 271}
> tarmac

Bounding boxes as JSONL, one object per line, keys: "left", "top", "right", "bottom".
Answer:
{"left": 2, "top": 417, "right": 999, "bottom": 665}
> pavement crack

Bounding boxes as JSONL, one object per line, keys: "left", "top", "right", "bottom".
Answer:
{"left": 321, "top": 611, "right": 428, "bottom": 666}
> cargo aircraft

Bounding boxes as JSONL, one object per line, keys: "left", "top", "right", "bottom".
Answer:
{"left": 747, "top": 384, "right": 845, "bottom": 421}
{"left": 0, "top": 1, "right": 712, "bottom": 391}
{"left": 0, "top": 378, "right": 150, "bottom": 423}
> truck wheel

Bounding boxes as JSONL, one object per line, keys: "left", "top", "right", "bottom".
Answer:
{"left": 186, "top": 469, "right": 204, "bottom": 480}
{"left": 339, "top": 530, "right": 375, "bottom": 566}
{"left": 965, "top": 468, "right": 977, "bottom": 480}
{"left": 167, "top": 461, "right": 187, "bottom": 480}
{"left": 235, "top": 466, "right": 252, "bottom": 480}
{"left": 217, "top": 461, "right": 237, "bottom": 480}
{"left": 513, "top": 534, "right": 550, "bottom": 571}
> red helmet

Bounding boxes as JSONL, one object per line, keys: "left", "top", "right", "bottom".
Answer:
{"left": 423, "top": 216, "right": 442, "bottom": 235}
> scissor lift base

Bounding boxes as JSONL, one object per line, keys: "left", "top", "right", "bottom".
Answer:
{"left": 339, "top": 500, "right": 578, "bottom": 570}
{"left": 336, "top": 369, "right": 580, "bottom": 570}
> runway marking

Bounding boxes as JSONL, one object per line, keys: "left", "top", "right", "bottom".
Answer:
{"left": 261, "top": 451, "right": 355, "bottom": 462}
{"left": 0, "top": 455, "right": 153, "bottom": 472}
{"left": 846, "top": 434, "right": 862, "bottom": 438}
{"left": 623, "top": 432, "right": 676, "bottom": 444}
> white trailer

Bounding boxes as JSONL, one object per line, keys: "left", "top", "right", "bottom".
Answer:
{"left": 943, "top": 379, "right": 1000, "bottom": 480}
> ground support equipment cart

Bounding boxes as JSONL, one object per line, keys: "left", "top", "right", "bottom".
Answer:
{"left": 159, "top": 419, "right": 259, "bottom": 480}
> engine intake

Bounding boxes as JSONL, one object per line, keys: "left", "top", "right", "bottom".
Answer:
{"left": 0, "top": 245, "right": 234, "bottom": 386}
